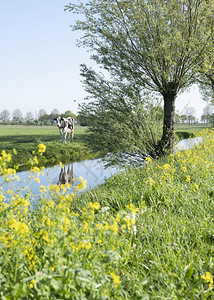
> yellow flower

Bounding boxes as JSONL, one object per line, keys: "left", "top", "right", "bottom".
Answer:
{"left": 38, "top": 143, "right": 46, "bottom": 155}
{"left": 147, "top": 177, "right": 155, "bottom": 186}
{"left": 3, "top": 168, "right": 16, "bottom": 176}
{"left": 48, "top": 185, "right": 60, "bottom": 193}
{"left": 1, "top": 150, "right": 12, "bottom": 162}
{"left": 30, "top": 166, "right": 40, "bottom": 174}
{"left": 30, "top": 279, "right": 36, "bottom": 288}
{"left": 193, "top": 183, "right": 199, "bottom": 192}
{"left": 145, "top": 157, "right": 152, "bottom": 163}
{"left": 163, "top": 164, "right": 170, "bottom": 170}
{"left": 39, "top": 185, "right": 46, "bottom": 192}
{"left": 82, "top": 221, "right": 88, "bottom": 232}
{"left": 76, "top": 177, "right": 87, "bottom": 191}
{"left": 62, "top": 216, "right": 70, "bottom": 226}
{"left": 33, "top": 156, "right": 38, "bottom": 164}
{"left": 9, "top": 219, "right": 30, "bottom": 236}
{"left": 126, "top": 203, "right": 138, "bottom": 214}
{"left": 89, "top": 202, "right": 100, "bottom": 210}
{"left": 185, "top": 175, "right": 191, "bottom": 183}
{"left": 201, "top": 272, "right": 213, "bottom": 288}
{"left": 83, "top": 241, "right": 91, "bottom": 250}
{"left": 110, "top": 273, "right": 120, "bottom": 288}
{"left": 182, "top": 166, "right": 187, "bottom": 173}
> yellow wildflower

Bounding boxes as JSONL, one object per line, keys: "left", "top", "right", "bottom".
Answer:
{"left": 89, "top": 202, "right": 100, "bottom": 210}
{"left": 110, "top": 273, "right": 120, "bottom": 288}
{"left": 76, "top": 177, "right": 87, "bottom": 191}
{"left": 126, "top": 203, "right": 138, "bottom": 214}
{"left": 147, "top": 177, "right": 155, "bottom": 186}
{"left": 33, "top": 156, "right": 38, "bottom": 164}
{"left": 193, "top": 183, "right": 199, "bottom": 192}
{"left": 37, "top": 143, "right": 46, "bottom": 155}
{"left": 145, "top": 157, "right": 152, "bottom": 163}
{"left": 1, "top": 150, "right": 12, "bottom": 162}
{"left": 185, "top": 175, "right": 191, "bottom": 183}
{"left": 30, "top": 279, "right": 36, "bottom": 288}
{"left": 9, "top": 219, "right": 30, "bottom": 236}
{"left": 163, "top": 164, "right": 170, "bottom": 170}
{"left": 201, "top": 272, "right": 213, "bottom": 288}
{"left": 30, "top": 166, "right": 40, "bottom": 174}
{"left": 182, "top": 166, "right": 187, "bottom": 173}
{"left": 82, "top": 221, "right": 88, "bottom": 232}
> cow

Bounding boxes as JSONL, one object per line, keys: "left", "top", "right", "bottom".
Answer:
{"left": 58, "top": 164, "right": 74, "bottom": 186}
{"left": 54, "top": 116, "right": 74, "bottom": 143}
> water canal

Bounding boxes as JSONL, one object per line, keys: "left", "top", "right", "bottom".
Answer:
{"left": 2, "top": 136, "right": 202, "bottom": 197}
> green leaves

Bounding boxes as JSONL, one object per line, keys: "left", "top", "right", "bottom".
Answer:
{"left": 67, "top": 0, "right": 214, "bottom": 154}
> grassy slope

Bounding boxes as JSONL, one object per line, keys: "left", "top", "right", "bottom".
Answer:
{"left": 1, "top": 127, "right": 214, "bottom": 298}
{"left": 75, "top": 129, "right": 214, "bottom": 298}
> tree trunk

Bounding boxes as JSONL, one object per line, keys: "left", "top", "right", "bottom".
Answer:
{"left": 158, "top": 93, "right": 176, "bottom": 156}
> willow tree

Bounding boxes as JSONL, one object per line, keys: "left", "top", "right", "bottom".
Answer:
{"left": 198, "top": 54, "right": 214, "bottom": 102}
{"left": 66, "top": 0, "right": 213, "bottom": 155}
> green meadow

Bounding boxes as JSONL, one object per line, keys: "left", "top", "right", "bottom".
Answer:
{"left": 0, "top": 125, "right": 94, "bottom": 170}
{"left": 175, "top": 124, "right": 211, "bottom": 139}
{"left": 0, "top": 124, "right": 210, "bottom": 170}
{"left": 0, "top": 126, "right": 214, "bottom": 298}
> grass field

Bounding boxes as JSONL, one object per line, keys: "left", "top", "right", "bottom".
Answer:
{"left": 0, "top": 123, "right": 211, "bottom": 170}
{"left": 175, "top": 123, "right": 211, "bottom": 139}
{"left": 0, "top": 125, "right": 88, "bottom": 148}
{"left": 0, "top": 125, "right": 93, "bottom": 169}
{"left": 1, "top": 127, "right": 214, "bottom": 298}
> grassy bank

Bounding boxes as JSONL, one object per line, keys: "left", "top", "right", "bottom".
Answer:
{"left": 1, "top": 128, "right": 214, "bottom": 298}
{"left": 0, "top": 125, "right": 95, "bottom": 169}
{"left": 175, "top": 123, "right": 211, "bottom": 139}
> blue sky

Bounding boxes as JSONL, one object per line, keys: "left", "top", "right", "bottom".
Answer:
{"left": 0, "top": 0, "right": 206, "bottom": 118}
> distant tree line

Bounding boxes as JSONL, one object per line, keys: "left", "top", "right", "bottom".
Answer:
{"left": 0, "top": 109, "right": 76, "bottom": 125}
{"left": 175, "top": 104, "right": 214, "bottom": 126}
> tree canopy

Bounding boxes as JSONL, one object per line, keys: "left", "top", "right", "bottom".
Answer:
{"left": 66, "top": 0, "right": 214, "bottom": 156}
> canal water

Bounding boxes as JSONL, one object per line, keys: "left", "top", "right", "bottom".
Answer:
{"left": 175, "top": 136, "right": 202, "bottom": 151}
{"left": 2, "top": 136, "right": 202, "bottom": 196}
{"left": 4, "top": 159, "right": 119, "bottom": 196}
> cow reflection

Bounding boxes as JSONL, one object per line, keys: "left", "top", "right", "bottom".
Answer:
{"left": 58, "top": 164, "right": 74, "bottom": 186}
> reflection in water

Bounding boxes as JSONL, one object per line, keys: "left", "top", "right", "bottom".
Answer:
{"left": 58, "top": 164, "right": 74, "bottom": 186}
{"left": 1, "top": 137, "right": 203, "bottom": 199}
{"left": 1, "top": 159, "right": 117, "bottom": 197}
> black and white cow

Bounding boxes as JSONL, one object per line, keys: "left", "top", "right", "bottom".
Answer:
{"left": 54, "top": 116, "right": 74, "bottom": 143}
{"left": 58, "top": 164, "right": 74, "bottom": 186}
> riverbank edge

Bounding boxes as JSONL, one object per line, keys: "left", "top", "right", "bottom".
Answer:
{"left": 69, "top": 129, "right": 214, "bottom": 297}
{"left": 5, "top": 129, "right": 194, "bottom": 172}
{"left": 9, "top": 143, "right": 101, "bottom": 172}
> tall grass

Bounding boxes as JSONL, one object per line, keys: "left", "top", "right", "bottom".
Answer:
{"left": 1, "top": 128, "right": 214, "bottom": 298}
